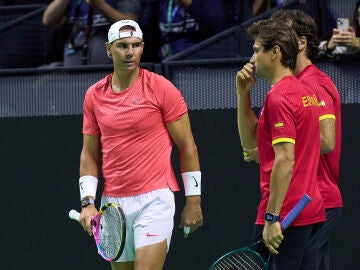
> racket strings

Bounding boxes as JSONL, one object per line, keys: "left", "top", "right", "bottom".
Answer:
{"left": 212, "top": 250, "right": 265, "bottom": 270}
{"left": 100, "top": 206, "right": 124, "bottom": 258}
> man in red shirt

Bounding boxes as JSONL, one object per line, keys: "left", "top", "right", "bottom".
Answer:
{"left": 272, "top": 9, "right": 343, "bottom": 270}
{"left": 236, "top": 19, "right": 326, "bottom": 269}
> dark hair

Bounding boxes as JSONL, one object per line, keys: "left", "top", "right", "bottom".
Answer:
{"left": 271, "top": 9, "right": 319, "bottom": 62}
{"left": 247, "top": 19, "right": 299, "bottom": 70}
{"left": 353, "top": 0, "right": 360, "bottom": 36}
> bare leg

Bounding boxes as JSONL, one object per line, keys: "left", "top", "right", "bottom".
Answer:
{"left": 110, "top": 240, "right": 167, "bottom": 270}
{"left": 135, "top": 240, "right": 167, "bottom": 270}
{"left": 111, "top": 262, "right": 134, "bottom": 270}
{"left": 111, "top": 261, "right": 134, "bottom": 270}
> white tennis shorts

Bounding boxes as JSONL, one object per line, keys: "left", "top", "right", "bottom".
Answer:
{"left": 101, "top": 187, "right": 175, "bottom": 262}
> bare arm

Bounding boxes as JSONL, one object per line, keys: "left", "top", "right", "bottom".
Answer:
{"left": 166, "top": 113, "right": 203, "bottom": 236}
{"left": 263, "top": 142, "right": 294, "bottom": 254}
{"left": 79, "top": 134, "right": 101, "bottom": 234}
{"left": 252, "top": 0, "right": 270, "bottom": 16}
{"left": 42, "top": 0, "right": 69, "bottom": 27}
{"left": 320, "top": 118, "right": 335, "bottom": 154}
{"left": 80, "top": 134, "right": 101, "bottom": 177}
{"left": 329, "top": 26, "right": 360, "bottom": 51}
{"left": 87, "top": 0, "right": 138, "bottom": 22}
{"left": 267, "top": 142, "right": 294, "bottom": 217}
{"left": 166, "top": 113, "right": 200, "bottom": 173}
{"left": 236, "top": 63, "right": 259, "bottom": 149}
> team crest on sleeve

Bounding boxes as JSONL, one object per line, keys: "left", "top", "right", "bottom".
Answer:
{"left": 274, "top": 121, "right": 284, "bottom": 128}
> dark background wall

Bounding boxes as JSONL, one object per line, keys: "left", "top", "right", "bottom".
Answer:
{"left": 0, "top": 105, "right": 358, "bottom": 270}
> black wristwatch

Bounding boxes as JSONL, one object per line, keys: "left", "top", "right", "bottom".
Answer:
{"left": 264, "top": 212, "right": 280, "bottom": 223}
{"left": 81, "top": 197, "right": 95, "bottom": 208}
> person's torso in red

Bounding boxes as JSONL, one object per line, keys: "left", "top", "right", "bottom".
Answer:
{"left": 297, "top": 64, "right": 342, "bottom": 209}
{"left": 256, "top": 75, "right": 325, "bottom": 226}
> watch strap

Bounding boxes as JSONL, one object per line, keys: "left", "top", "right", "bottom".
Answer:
{"left": 264, "top": 212, "right": 280, "bottom": 222}
{"left": 81, "top": 197, "right": 95, "bottom": 208}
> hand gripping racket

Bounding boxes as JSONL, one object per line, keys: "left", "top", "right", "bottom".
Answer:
{"left": 69, "top": 203, "right": 126, "bottom": 261}
{"left": 209, "top": 193, "right": 312, "bottom": 270}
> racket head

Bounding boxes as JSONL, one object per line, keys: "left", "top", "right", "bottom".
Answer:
{"left": 209, "top": 194, "right": 311, "bottom": 270}
{"left": 209, "top": 245, "right": 267, "bottom": 270}
{"left": 92, "top": 203, "right": 126, "bottom": 261}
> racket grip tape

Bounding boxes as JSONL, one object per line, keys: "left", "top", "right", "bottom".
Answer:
{"left": 69, "top": 209, "right": 81, "bottom": 221}
{"left": 280, "top": 194, "right": 312, "bottom": 230}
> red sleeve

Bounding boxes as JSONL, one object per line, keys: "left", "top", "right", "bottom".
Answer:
{"left": 317, "top": 80, "right": 338, "bottom": 119}
{"left": 82, "top": 87, "right": 100, "bottom": 135}
{"left": 155, "top": 76, "right": 188, "bottom": 124}
{"left": 266, "top": 92, "right": 297, "bottom": 145}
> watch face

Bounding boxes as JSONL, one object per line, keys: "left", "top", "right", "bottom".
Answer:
{"left": 264, "top": 213, "right": 274, "bottom": 221}
{"left": 81, "top": 198, "right": 89, "bottom": 207}
{"left": 81, "top": 198, "right": 94, "bottom": 208}
{"left": 264, "top": 212, "right": 280, "bottom": 222}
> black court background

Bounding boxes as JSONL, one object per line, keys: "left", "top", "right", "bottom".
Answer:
{"left": 0, "top": 105, "right": 358, "bottom": 269}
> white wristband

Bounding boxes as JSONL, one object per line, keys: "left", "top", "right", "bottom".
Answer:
{"left": 181, "top": 171, "right": 201, "bottom": 196}
{"left": 79, "top": 175, "right": 98, "bottom": 200}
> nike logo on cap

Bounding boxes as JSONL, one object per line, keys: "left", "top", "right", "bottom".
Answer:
{"left": 146, "top": 232, "right": 159, "bottom": 237}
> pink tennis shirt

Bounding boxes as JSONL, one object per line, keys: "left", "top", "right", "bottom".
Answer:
{"left": 82, "top": 68, "right": 187, "bottom": 197}
{"left": 256, "top": 75, "right": 326, "bottom": 226}
{"left": 297, "top": 64, "right": 343, "bottom": 209}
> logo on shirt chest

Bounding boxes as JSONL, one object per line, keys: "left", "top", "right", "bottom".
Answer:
{"left": 132, "top": 98, "right": 142, "bottom": 104}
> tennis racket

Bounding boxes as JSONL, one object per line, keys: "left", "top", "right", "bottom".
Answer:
{"left": 209, "top": 193, "right": 312, "bottom": 270}
{"left": 69, "top": 202, "right": 126, "bottom": 262}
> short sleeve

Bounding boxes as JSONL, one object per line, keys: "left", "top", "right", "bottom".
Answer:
{"left": 155, "top": 76, "right": 188, "bottom": 124}
{"left": 82, "top": 88, "right": 100, "bottom": 135}
{"left": 266, "top": 92, "right": 296, "bottom": 145}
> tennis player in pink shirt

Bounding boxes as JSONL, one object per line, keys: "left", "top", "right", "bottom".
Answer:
{"left": 77, "top": 20, "right": 203, "bottom": 270}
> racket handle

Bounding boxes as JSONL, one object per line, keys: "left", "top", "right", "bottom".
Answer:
{"left": 280, "top": 194, "right": 312, "bottom": 230}
{"left": 69, "top": 209, "right": 81, "bottom": 221}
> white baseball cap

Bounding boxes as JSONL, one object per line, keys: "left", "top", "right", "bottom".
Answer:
{"left": 108, "top": 20, "right": 143, "bottom": 43}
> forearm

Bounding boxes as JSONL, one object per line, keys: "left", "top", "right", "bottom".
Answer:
{"left": 180, "top": 146, "right": 201, "bottom": 204}
{"left": 178, "top": 144, "right": 200, "bottom": 173}
{"left": 318, "top": 39, "right": 335, "bottom": 57}
{"left": 90, "top": 1, "right": 138, "bottom": 23}
{"left": 78, "top": 149, "right": 99, "bottom": 205}
{"left": 350, "top": 37, "right": 360, "bottom": 52}
{"left": 237, "top": 92, "right": 258, "bottom": 148}
{"left": 267, "top": 159, "right": 293, "bottom": 215}
{"left": 166, "top": 113, "right": 201, "bottom": 198}
{"left": 252, "top": 0, "right": 268, "bottom": 16}
{"left": 79, "top": 151, "right": 100, "bottom": 177}
{"left": 42, "top": 0, "right": 69, "bottom": 27}
{"left": 320, "top": 118, "right": 335, "bottom": 154}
